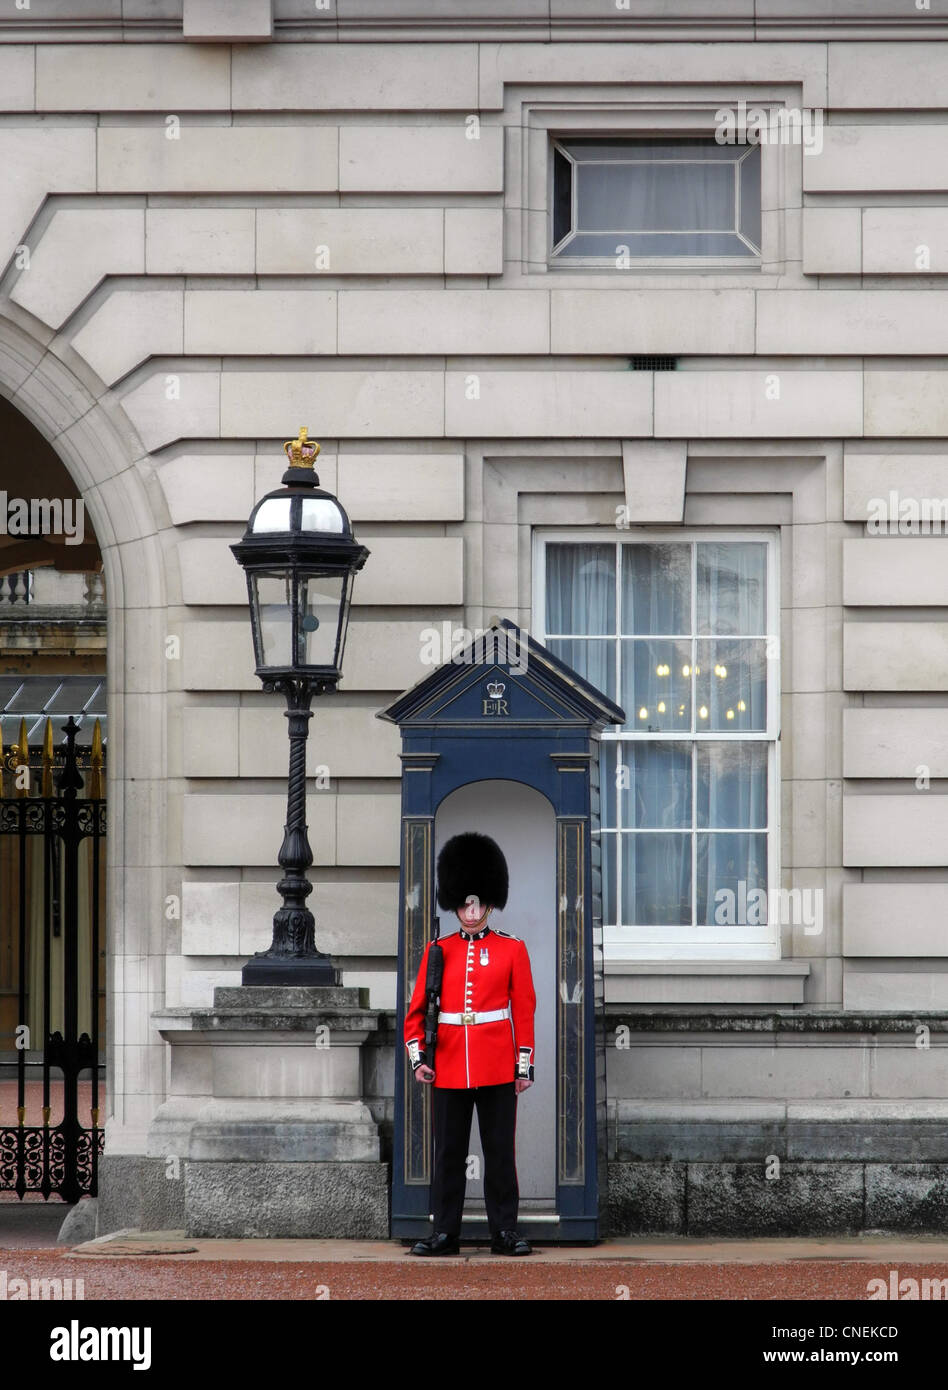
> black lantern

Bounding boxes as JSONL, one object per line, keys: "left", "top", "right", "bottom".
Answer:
{"left": 233, "top": 427, "right": 368, "bottom": 689}
{"left": 230, "top": 428, "right": 369, "bottom": 984}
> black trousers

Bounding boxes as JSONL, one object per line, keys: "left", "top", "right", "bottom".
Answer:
{"left": 431, "top": 1083, "right": 519, "bottom": 1236}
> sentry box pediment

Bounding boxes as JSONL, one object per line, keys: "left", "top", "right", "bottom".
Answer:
{"left": 378, "top": 619, "right": 625, "bottom": 732}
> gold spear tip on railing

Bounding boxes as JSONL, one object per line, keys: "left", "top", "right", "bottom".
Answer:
{"left": 283, "top": 426, "right": 321, "bottom": 470}
{"left": 42, "top": 717, "right": 53, "bottom": 797}
{"left": 90, "top": 719, "right": 104, "bottom": 799}
{"left": 16, "top": 718, "right": 28, "bottom": 798}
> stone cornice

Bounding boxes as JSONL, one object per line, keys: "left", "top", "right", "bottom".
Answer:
{"left": 2, "top": 8, "right": 948, "bottom": 43}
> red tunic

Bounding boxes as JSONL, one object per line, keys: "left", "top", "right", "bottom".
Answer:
{"left": 404, "top": 926, "right": 536, "bottom": 1089}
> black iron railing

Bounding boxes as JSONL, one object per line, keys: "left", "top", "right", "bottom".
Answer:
{"left": 0, "top": 715, "right": 105, "bottom": 1201}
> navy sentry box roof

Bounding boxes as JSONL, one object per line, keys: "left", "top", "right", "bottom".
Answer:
{"left": 378, "top": 618, "right": 625, "bottom": 730}
{"left": 379, "top": 618, "right": 625, "bottom": 1243}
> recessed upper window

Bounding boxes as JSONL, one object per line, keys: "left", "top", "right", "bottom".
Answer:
{"left": 551, "top": 137, "right": 762, "bottom": 265}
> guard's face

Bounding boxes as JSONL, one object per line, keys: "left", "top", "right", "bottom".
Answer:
{"left": 457, "top": 895, "right": 489, "bottom": 927}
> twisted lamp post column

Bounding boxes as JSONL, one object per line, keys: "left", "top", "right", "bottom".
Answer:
{"left": 265, "top": 676, "right": 320, "bottom": 965}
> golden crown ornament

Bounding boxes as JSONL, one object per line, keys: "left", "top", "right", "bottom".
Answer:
{"left": 283, "top": 426, "right": 321, "bottom": 472}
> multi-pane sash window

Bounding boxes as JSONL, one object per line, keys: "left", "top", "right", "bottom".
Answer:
{"left": 551, "top": 137, "right": 762, "bottom": 266}
{"left": 538, "top": 534, "right": 778, "bottom": 959}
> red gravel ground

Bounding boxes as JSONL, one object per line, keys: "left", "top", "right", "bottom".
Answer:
{"left": 1, "top": 1248, "right": 946, "bottom": 1300}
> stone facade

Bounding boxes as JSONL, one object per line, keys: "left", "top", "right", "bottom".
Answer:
{"left": 3, "top": 0, "right": 948, "bottom": 1235}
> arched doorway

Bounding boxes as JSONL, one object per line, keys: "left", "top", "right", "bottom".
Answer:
{"left": 0, "top": 311, "right": 168, "bottom": 1227}
{"left": 0, "top": 391, "right": 107, "bottom": 1201}
{"left": 435, "top": 779, "right": 556, "bottom": 1217}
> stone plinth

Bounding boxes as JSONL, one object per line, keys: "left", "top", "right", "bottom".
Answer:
{"left": 147, "top": 986, "right": 389, "bottom": 1238}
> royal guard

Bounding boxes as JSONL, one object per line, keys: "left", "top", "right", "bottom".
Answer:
{"left": 404, "top": 831, "right": 536, "bottom": 1256}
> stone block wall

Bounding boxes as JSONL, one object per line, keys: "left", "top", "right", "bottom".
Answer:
{"left": 2, "top": 3, "right": 948, "bottom": 1227}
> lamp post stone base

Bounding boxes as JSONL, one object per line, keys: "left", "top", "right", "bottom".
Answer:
{"left": 185, "top": 1160, "right": 388, "bottom": 1239}
{"left": 147, "top": 986, "right": 388, "bottom": 1239}
{"left": 240, "top": 955, "right": 338, "bottom": 986}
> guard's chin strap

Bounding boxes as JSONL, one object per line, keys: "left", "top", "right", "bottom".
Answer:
{"left": 460, "top": 908, "right": 491, "bottom": 933}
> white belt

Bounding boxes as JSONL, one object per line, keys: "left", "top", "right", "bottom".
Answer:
{"left": 438, "top": 1006, "right": 511, "bottom": 1026}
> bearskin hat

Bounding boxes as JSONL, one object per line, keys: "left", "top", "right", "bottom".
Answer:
{"left": 436, "top": 831, "right": 509, "bottom": 912}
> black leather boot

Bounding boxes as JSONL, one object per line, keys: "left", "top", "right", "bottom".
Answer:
{"left": 410, "top": 1231, "right": 461, "bottom": 1256}
{"left": 491, "top": 1229, "right": 532, "bottom": 1256}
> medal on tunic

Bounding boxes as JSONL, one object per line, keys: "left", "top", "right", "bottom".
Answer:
{"left": 480, "top": 947, "right": 489, "bottom": 966}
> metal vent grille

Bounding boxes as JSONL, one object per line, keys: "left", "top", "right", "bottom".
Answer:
{"left": 629, "top": 356, "right": 677, "bottom": 371}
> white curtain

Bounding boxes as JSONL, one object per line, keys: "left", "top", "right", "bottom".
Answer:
{"left": 547, "top": 544, "right": 616, "bottom": 699}
{"left": 546, "top": 544, "right": 614, "bottom": 633}
{"left": 695, "top": 742, "right": 768, "bottom": 925}
{"left": 696, "top": 543, "right": 768, "bottom": 733}
{"left": 621, "top": 544, "right": 690, "bottom": 635}
{"left": 578, "top": 161, "right": 733, "bottom": 234}
{"left": 697, "top": 541, "right": 766, "bottom": 635}
{"left": 620, "top": 743, "right": 692, "bottom": 926}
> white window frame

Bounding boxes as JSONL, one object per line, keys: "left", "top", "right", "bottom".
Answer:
{"left": 549, "top": 136, "right": 763, "bottom": 270}
{"left": 533, "top": 526, "right": 781, "bottom": 962}
{"left": 513, "top": 98, "right": 797, "bottom": 279}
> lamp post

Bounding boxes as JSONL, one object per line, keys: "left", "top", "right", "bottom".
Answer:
{"left": 230, "top": 428, "right": 369, "bottom": 985}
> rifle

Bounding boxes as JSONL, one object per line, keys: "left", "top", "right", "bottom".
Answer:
{"left": 423, "top": 916, "right": 444, "bottom": 1070}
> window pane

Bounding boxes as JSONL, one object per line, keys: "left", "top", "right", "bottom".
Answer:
{"left": 300, "top": 497, "right": 345, "bottom": 534}
{"left": 252, "top": 572, "right": 293, "bottom": 668}
{"left": 621, "top": 543, "right": 691, "bottom": 634}
{"left": 600, "top": 742, "right": 618, "bottom": 830}
{"left": 695, "top": 639, "right": 767, "bottom": 732}
{"left": 553, "top": 146, "right": 572, "bottom": 246}
{"left": 616, "top": 742, "right": 691, "bottom": 830}
{"left": 250, "top": 497, "right": 292, "bottom": 534}
{"left": 299, "top": 573, "right": 344, "bottom": 668}
{"left": 696, "top": 832, "right": 768, "bottom": 926}
{"left": 696, "top": 541, "right": 767, "bottom": 635}
{"left": 696, "top": 742, "right": 767, "bottom": 829}
{"left": 556, "top": 231, "right": 757, "bottom": 258}
{"left": 620, "top": 638, "right": 692, "bottom": 732}
{"left": 546, "top": 544, "right": 615, "bottom": 634}
{"left": 548, "top": 639, "right": 616, "bottom": 702}
{"left": 738, "top": 145, "right": 762, "bottom": 251}
{"left": 576, "top": 160, "right": 734, "bottom": 233}
{"left": 552, "top": 138, "right": 761, "bottom": 262}
{"left": 621, "top": 833, "right": 692, "bottom": 926}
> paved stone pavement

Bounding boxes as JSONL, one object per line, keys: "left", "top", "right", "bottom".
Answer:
{"left": 4, "top": 1224, "right": 948, "bottom": 1301}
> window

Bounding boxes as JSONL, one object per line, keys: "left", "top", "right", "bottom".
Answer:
{"left": 536, "top": 532, "right": 778, "bottom": 959}
{"left": 550, "top": 137, "right": 762, "bottom": 267}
